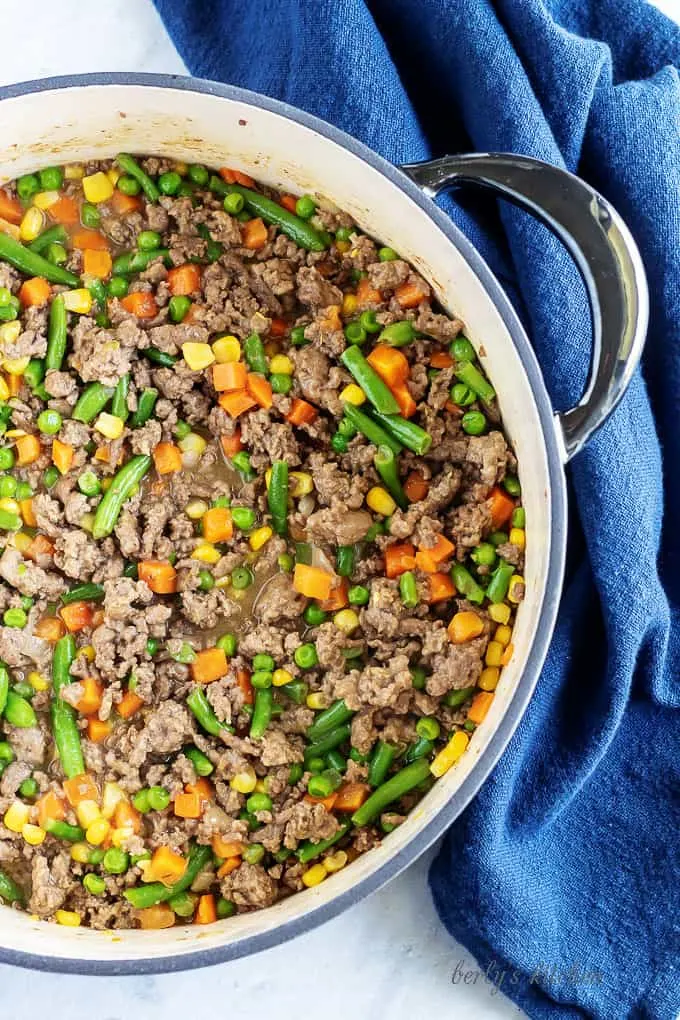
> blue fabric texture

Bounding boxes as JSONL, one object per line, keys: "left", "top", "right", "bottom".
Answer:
{"left": 152, "top": 1, "right": 680, "bottom": 1015}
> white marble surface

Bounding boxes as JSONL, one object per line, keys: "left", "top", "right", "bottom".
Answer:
{"left": 0, "top": 1, "right": 674, "bottom": 1016}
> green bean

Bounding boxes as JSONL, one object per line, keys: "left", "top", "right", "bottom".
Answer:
{"left": 116, "top": 153, "right": 160, "bottom": 202}
{"left": 111, "top": 249, "right": 170, "bottom": 275}
{"left": 44, "top": 818, "right": 85, "bottom": 842}
{"left": 214, "top": 180, "right": 327, "bottom": 252}
{"left": 486, "top": 560, "right": 515, "bottom": 604}
{"left": 243, "top": 333, "right": 268, "bottom": 375}
{"left": 0, "top": 663, "right": 8, "bottom": 717}
{"left": 374, "top": 445, "right": 408, "bottom": 510}
{"left": 368, "top": 741, "right": 396, "bottom": 787}
{"left": 3, "top": 691, "right": 36, "bottom": 728}
{"left": 46, "top": 295, "right": 68, "bottom": 372}
{"left": 72, "top": 383, "right": 114, "bottom": 424}
{"left": 340, "top": 347, "right": 400, "bottom": 415}
{"left": 371, "top": 411, "right": 432, "bottom": 455}
{"left": 0, "top": 233, "right": 78, "bottom": 287}
{"left": 111, "top": 373, "right": 130, "bottom": 422}
{"left": 283, "top": 680, "right": 308, "bottom": 705}
{"left": 61, "top": 583, "right": 105, "bottom": 605}
{"left": 124, "top": 843, "right": 211, "bottom": 909}
{"left": 250, "top": 688, "right": 274, "bottom": 740}
{"left": 130, "top": 388, "right": 158, "bottom": 428}
{"left": 399, "top": 570, "right": 419, "bottom": 609}
{"left": 141, "top": 347, "right": 177, "bottom": 368}
{"left": 454, "top": 360, "right": 496, "bottom": 404}
{"left": 51, "top": 635, "right": 84, "bottom": 779}
{"left": 0, "top": 869, "right": 25, "bottom": 905}
{"left": 306, "top": 699, "right": 354, "bottom": 742}
{"left": 341, "top": 402, "right": 402, "bottom": 454}
{"left": 28, "top": 225, "right": 68, "bottom": 255}
{"left": 450, "top": 563, "right": 485, "bottom": 605}
{"left": 403, "top": 736, "right": 435, "bottom": 764}
{"left": 443, "top": 686, "right": 475, "bottom": 709}
{"left": 187, "top": 687, "right": 233, "bottom": 737}
{"left": 297, "top": 821, "right": 351, "bottom": 863}
{"left": 268, "top": 460, "right": 288, "bottom": 536}
{"left": 352, "top": 758, "right": 431, "bottom": 826}
{"left": 183, "top": 745, "right": 214, "bottom": 777}
{"left": 304, "top": 723, "right": 352, "bottom": 763}
{"left": 378, "top": 320, "right": 417, "bottom": 347}
{"left": 336, "top": 545, "right": 355, "bottom": 578}
{"left": 92, "top": 454, "right": 151, "bottom": 540}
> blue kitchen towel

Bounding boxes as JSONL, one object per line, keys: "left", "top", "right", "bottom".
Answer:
{"left": 152, "top": 1, "right": 680, "bottom": 1016}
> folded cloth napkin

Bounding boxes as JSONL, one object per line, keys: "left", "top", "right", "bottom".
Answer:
{"left": 152, "top": 0, "right": 680, "bottom": 1015}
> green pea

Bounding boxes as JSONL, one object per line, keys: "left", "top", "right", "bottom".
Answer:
{"left": 37, "top": 409, "right": 62, "bottom": 435}
{"left": 3, "top": 608, "right": 26, "bottom": 629}
{"left": 335, "top": 227, "right": 352, "bottom": 242}
{"left": 253, "top": 653, "right": 275, "bottom": 672}
{"left": 294, "top": 643, "right": 318, "bottom": 669}
{"left": 133, "top": 788, "right": 151, "bottom": 813}
{"left": 169, "top": 295, "right": 192, "bottom": 323}
{"left": 338, "top": 418, "right": 357, "bottom": 439}
{"left": 187, "top": 165, "right": 209, "bottom": 186}
{"left": 19, "top": 777, "right": 38, "bottom": 799}
{"left": 288, "top": 762, "right": 304, "bottom": 785}
{"left": 43, "top": 466, "right": 59, "bottom": 489}
{"left": 303, "top": 604, "right": 328, "bottom": 626}
{"left": 117, "top": 175, "right": 141, "bottom": 196}
{"left": 198, "top": 569, "right": 214, "bottom": 592}
{"left": 174, "top": 419, "right": 192, "bottom": 440}
{"left": 295, "top": 195, "right": 317, "bottom": 219}
{"left": 464, "top": 720, "right": 477, "bottom": 733}
{"left": 77, "top": 470, "right": 101, "bottom": 497}
{"left": 270, "top": 373, "right": 292, "bottom": 395}
{"left": 107, "top": 276, "right": 129, "bottom": 298}
{"left": 504, "top": 475, "right": 521, "bottom": 497}
{"left": 147, "top": 786, "right": 170, "bottom": 811}
{"left": 243, "top": 843, "right": 265, "bottom": 865}
{"left": 146, "top": 638, "right": 159, "bottom": 656}
{"left": 217, "top": 897, "right": 236, "bottom": 919}
{"left": 344, "top": 322, "right": 367, "bottom": 345}
{"left": 0, "top": 449, "right": 15, "bottom": 471}
{"left": 490, "top": 530, "right": 509, "bottom": 547}
{"left": 102, "top": 848, "right": 129, "bottom": 874}
{"left": 331, "top": 434, "right": 348, "bottom": 454}
{"left": 411, "top": 666, "right": 427, "bottom": 690}
{"left": 80, "top": 202, "right": 101, "bottom": 229}
{"left": 216, "top": 633, "right": 237, "bottom": 657}
{"left": 246, "top": 793, "right": 272, "bottom": 813}
{"left": 0, "top": 476, "right": 17, "bottom": 499}
{"left": 38, "top": 166, "right": 63, "bottom": 191}
{"left": 278, "top": 552, "right": 294, "bottom": 572}
{"left": 88, "top": 848, "right": 106, "bottom": 865}
{"left": 14, "top": 482, "right": 32, "bottom": 501}
{"left": 348, "top": 585, "right": 370, "bottom": 606}
{"left": 223, "top": 193, "right": 244, "bottom": 215}
{"left": 461, "top": 410, "right": 487, "bottom": 436}
{"left": 17, "top": 174, "right": 39, "bottom": 201}
{"left": 378, "top": 246, "right": 398, "bottom": 262}
{"left": 416, "top": 717, "right": 440, "bottom": 741}
{"left": 512, "top": 507, "right": 526, "bottom": 528}
{"left": 471, "top": 542, "right": 497, "bottom": 567}
{"left": 450, "top": 383, "right": 475, "bottom": 406}
{"left": 83, "top": 873, "right": 106, "bottom": 896}
{"left": 450, "top": 336, "right": 476, "bottom": 361}
{"left": 231, "top": 506, "right": 256, "bottom": 530}
{"left": 251, "top": 671, "right": 273, "bottom": 689}
{"left": 137, "top": 230, "right": 162, "bottom": 251}
{"left": 290, "top": 326, "right": 308, "bottom": 346}
{"left": 158, "top": 171, "right": 182, "bottom": 196}
{"left": 231, "top": 566, "right": 252, "bottom": 590}
{"left": 95, "top": 313, "right": 111, "bottom": 328}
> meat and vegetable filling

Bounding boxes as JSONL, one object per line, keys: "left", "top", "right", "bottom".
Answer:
{"left": 0, "top": 155, "right": 525, "bottom": 929}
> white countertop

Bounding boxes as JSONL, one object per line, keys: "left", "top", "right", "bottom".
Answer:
{"left": 0, "top": 0, "right": 673, "bottom": 1015}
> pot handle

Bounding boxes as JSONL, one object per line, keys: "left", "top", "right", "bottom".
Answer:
{"left": 400, "top": 153, "right": 648, "bottom": 461}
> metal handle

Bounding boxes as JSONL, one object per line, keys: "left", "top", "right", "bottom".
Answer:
{"left": 401, "top": 153, "right": 648, "bottom": 460}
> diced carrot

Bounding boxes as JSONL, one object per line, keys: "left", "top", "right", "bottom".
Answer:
{"left": 185, "top": 778, "right": 213, "bottom": 803}
{"left": 138, "top": 560, "right": 178, "bottom": 594}
{"left": 152, "top": 441, "right": 182, "bottom": 475}
{"left": 445, "top": 399, "right": 461, "bottom": 415}
{"left": 488, "top": 486, "right": 516, "bottom": 528}
{"left": 202, "top": 506, "right": 233, "bottom": 543}
{"left": 87, "top": 718, "right": 112, "bottom": 743}
{"left": 304, "top": 793, "right": 338, "bottom": 812}
{"left": 167, "top": 263, "right": 201, "bottom": 296}
{"left": 19, "top": 497, "right": 36, "bottom": 527}
{"left": 25, "top": 534, "right": 55, "bottom": 564}
{"left": 37, "top": 791, "right": 65, "bottom": 828}
{"left": 212, "top": 362, "right": 247, "bottom": 392}
{"left": 403, "top": 471, "right": 429, "bottom": 503}
{"left": 242, "top": 217, "right": 267, "bottom": 250}
{"left": 286, "top": 398, "right": 318, "bottom": 427}
{"left": 194, "top": 893, "right": 217, "bottom": 925}
{"left": 218, "top": 390, "right": 258, "bottom": 418}
{"left": 7, "top": 372, "right": 22, "bottom": 397}
{"left": 82, "top": 249, "right": 113, "bottom": 279}
{"left": 333, "top": 782, "right": 370, "bottom": 813}
{"left": 94, "top": 445, "right": 110, "bottom": 463}
{"left": 219, "top": 167, "right": 256, "bottom": 188}
{"left": 430, "top": 351, "right": 454, "bottom": 369}
{"left": 220, "top": 431, "right": 242, "bottom": 457}
{"left": 395, "top": 278, "right": 429, "bottom": 309}
{"left": 52, "top": 438, "right": 74, "bottom": 474}
{"left": 269, "top": 316, "right": 288, "bottom": 338}
{"left": 121, "top": 291, "right": 158, "bottom": 319}
{"left": 64, "top": 773, "right": 99, "bottom": 807}
{"left": 319, "top": 577, "right": 349, "bottom": 612}
{"left": 321, "top": 304, "right": 342, "bottom": 331}
{"left": 279, "top": 194, "right": 298, "bottom": 213}
{"left": 356, "top": 278, "right": 382, "bottom": 307}
{"left": 110, "top": 190, "right": 142, "bottom": 216}
{"left": 174, "top": 791, "right": 203, "bottom": 819}
{"left": 113, "top": 800, "right": 142, "bottom": 834}
{"left": 211, "top": 836, "right": 244, "bottom": 859}
{"left": 366, "top": 345, "right": 409, "bottom": 387}
{"left": 117, "top": 690, "right": 144, "bottom": 719}
{"left": 236, "top": 669, "right": 254, "bottom": 705}
{"left": 59, "top": 601, "right": 93, "bottom": 633}
{"left": 149, "top": 846, "right": 188, "bottom": 886}
{"left": 415, "top": 534, "right": 455, "bottom": 573}
{"left": 48, "top": 196, "right": 79, "bottom": 225}
{"left": 392, "top": 381, "right": 417, "bottom": 418}
{"left": 71, "top": 229, "right": 109, "bottom": 251}
{"left": 15, "top": 434, "right": 41, "bottom": 467}
{"left": 0, "top": 189, "right": 22, "bottom": 225}
{"left": 468, "top": 691, "right": 494, "bottom": 725}
{"left": 137, "top": 905, "right": 176, "bottom": 929}
{"left": 74, "top": 676, "right": 103, "bottom": 715}
{"left": 191, "top": 647, "right": 228, "bottom": 685}
{"left": 292, "top": 563, "right": 334, "bottom": 601}
{"left": 34, "top": 615, "right": 64, "bottom": 642}
{"left": 217, "top": 857, "right": 242, "bottom": 879}
{"left": 500, "top": 643, "right": 514, "bottom": 667}
{"left": 427, "top": 572, "right": 457, "bottom": 604}
{"left": 448, "top": 610, "right": 484, "bottom": 644}
{"left": 384, "top": 542, "right": 416, "bottom": 579}
{"left": 18, "top": 277, "right": 51, "bottom": 308}
{"left": 246, "top": 372, "right": 273, "bottom": 409}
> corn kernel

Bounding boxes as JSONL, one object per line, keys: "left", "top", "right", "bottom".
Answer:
{"left": 178, "top": 432, "right": 207, "bottom": 457}
{"left": 22, "top": 823, "right": 46, "bottom": 846}
{"left": 3, "top": 355, "right": 30, "bottom": 376}
{"left": 479, "top": 666, "right": 500, "bottom": 692}
{"left": 191, "top": 543, "right": 221, "bottom": 565}
{"left": 488, "top": 603, "right": 511, "bottom": 625}
{"left": 509, "top": 527, "right": 526, "bottom": 550}
{"left": 137, "top": 859, "right": 154, "bottom": 882}
{"left": 101, "top": 782, "right": 126, "bottom": 820}
{"left": 173, "top": 161, "right": 188, "bottom": 176}
{"left": 324, "top": 850, "right": 348, "bottom": 873}
{"left": 485, "top": 641, "right": 503, "bottom": 667}
{"left": 182, "top": 342, "right": 215, "bottom": 371}
{"left": 110, "top": 826, "right": 135, "bottom": 848}
{"left": 80, "top": 644, "right": 95, "bottom": 662}
{"left": 4, "top": 429, "right": 26, "bottom": 439}
{"left": 264, "top": 340, "right": 279, "bottom": 358}
{"left": 19, "top": 206, "right": 44, "bottom": 242}
{"left": 336, "top": 240, "right": 351, "bottom": 254}
{"left": 185, "top": 499, "right": 208, "bottom": 520}
{"left": 212, "top": 336, "right": 241, "bottom": 363}
{"left": 290, "top": 472, "right": 313, "bottom": 497}
{"left": 264, "top": 468, "right": 272, "bottom": 489}
{"left": 340, "top": 383, "right": 366, "bottom": 406}
{"left": 82, "top": 171, "right": 114, "bottom": 203}
{"left": 366, "top": 486, "right": 396, "bottom": 516}
{"left": 12, "top": 532, "right": 32, "bottom": 553}
{"left": 333, "top": 609, "right": 360, "bottom": 635}
{"left": 254, "top": 779, "right": 267, "bottom": 795}
{"left": 106, "top": 167, "right": 121, "bottom": 186}
{"left": 94, "top": 412, "right": 125, "bottom": 440}
{"left": 0, "top": 377, "right": 9, "bottom": 402}
{"left": 4, "top": 801, "right": 30, "bottom": 833}
{"left": 302, "top": 863, "right": 328, "bottom": 888}
{"left": 0, "top": 498, "right": 20, "bottom": 516}
{"left": 249, "top": 526, "right": 273, "bottom": 551}
{"left": 100, "top": 478, "right": 113, "bottom": 492}
{"left": 63, "top": 288, "right": 93, "bottom": 314}
{"left": 269, "top": 354, "right": 293, "bottom": 375}
{"left": 215, "top": 576, "right": 231, "bottom": 590}
{"left": 33, "top": 190, "right": 60, "bottom": 210}
{"left": 230, "top": 767, "right": 257, "bottom": 794}
{"left": 495, "top": 624, "right": 512, "bottom": 647}
{"left": 28, "top": 670, "right": 49, "bottom": 692}
{"left": 64, "top": 164, "right": 84, "bottom": 180}
{"left": 0, "top": 322, "right": 21, "bottom": 345}
{"left": 76, "top": 800, "right": 101, "bottom": 829}
{"left": 508, "top": 575, "right": 525, "bottom": 604}
{"left": 86, "top": 818, "right": 111, "bottom": 846}
{"left": 55, "top": 910, "right": 81, "bottom": 927}
{"left": 272, "top": 668, "right": 293, "bottom": 687}
{"left": 430, "top": 731, "right": 470, "bottom": 778}
{"left": 342, "top": 293, "right": 358, "bottom": 316}
{"left": 306, "top": 692, "right": 328, "bottom": 711}
{"left": 70, "top": 842, "right": 92, "bottom": 864}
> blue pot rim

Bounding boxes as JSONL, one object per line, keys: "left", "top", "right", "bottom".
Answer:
{"left": 0, "top": 72, "right": 567, "bottom": 976}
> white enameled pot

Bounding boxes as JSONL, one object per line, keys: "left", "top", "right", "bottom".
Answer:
{"left": 0, "top": 74, "right": 647, "bottom": 974}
